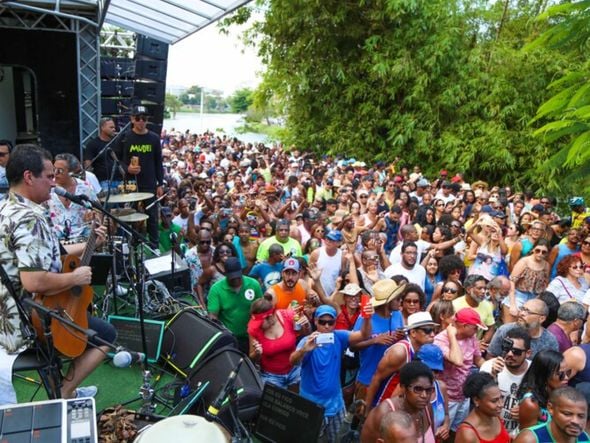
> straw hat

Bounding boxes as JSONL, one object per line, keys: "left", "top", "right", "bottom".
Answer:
{"left": 371, "top": 279, "right": 406, "bottom": 307}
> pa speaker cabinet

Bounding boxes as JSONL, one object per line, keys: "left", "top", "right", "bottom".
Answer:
{"left": 134, "top": 81, "right": 165, "bottom": 104}
{"left": 136, "top": 35, "right": 169, "bottom": 61}
{"left": 135, "top": 60, "right": 167, "bottom": 82}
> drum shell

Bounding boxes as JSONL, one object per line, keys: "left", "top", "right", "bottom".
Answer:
{"left": 136, "top": 415, "right": 229, "bottom": 442}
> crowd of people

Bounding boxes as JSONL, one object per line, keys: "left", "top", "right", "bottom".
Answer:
{"left": 3, "top": 108, "right": 590, "bottom": 442}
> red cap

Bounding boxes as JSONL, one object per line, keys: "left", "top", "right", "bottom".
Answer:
{"left": 394, "top": 175, "right": 403, "bottom": 183}
{"left": 451, "top": 174, "right": 462, "bottom": 183}
{"left": 455, "top": 308, "right": 488, "bottom": 330}
{"left": 440, "top": 169, "right": 448, "bottom": 176}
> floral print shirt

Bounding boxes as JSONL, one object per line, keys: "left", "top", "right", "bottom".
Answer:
{"left": 46, "top": 179, "right": 97, "bottom": 241}
{"left": 0, "top": 193, "right": 61, "bottom": 353}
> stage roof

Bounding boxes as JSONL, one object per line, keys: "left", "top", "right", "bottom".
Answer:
{"left": 1, "top": 0, "right": 251, "bottom": 43}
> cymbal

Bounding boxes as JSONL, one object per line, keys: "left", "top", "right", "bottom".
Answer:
{"left": 100, "top": 192, "right": 154, "bottom": 203}
{"left": 118, "top": 212, "right": 149, "bottom": 223}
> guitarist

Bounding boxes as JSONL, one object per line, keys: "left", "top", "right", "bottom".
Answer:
{"left": 0, "top": 144, "right": 114, "bottom": 399}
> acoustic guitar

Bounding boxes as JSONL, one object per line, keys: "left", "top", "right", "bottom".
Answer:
{"left": 31, "top": 228, "right": 98, "bottom": 358}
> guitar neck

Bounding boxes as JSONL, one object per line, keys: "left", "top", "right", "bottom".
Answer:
{"left": 80, "top": 230, "right": 97, "bottom": 267}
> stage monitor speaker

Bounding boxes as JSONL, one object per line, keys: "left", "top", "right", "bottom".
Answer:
{"left": 134, "top": 82, "right": 165, "bottom": 104}
{"left": 144, "top": 253, "right": 190, "bottom": 293}
{"left": 135, "top": 60, "right": 166, "bottom": 82}
{"left": 101, "top": 80, "right": 134, "bottom": 97}
{"left": 136, "top": 35, "right": 169, "bottom": 61}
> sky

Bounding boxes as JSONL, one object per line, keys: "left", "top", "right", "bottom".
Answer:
{"left": 166, "top": 22, "right": 263, "bottom": 96}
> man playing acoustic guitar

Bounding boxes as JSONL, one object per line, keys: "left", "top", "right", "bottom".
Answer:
{"left": 0, "top": 144, "right": 114, "bottom": 399}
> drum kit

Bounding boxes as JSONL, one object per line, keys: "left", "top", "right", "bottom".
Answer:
{"left": 100, "top": 191, "right": 154, "bottom": 223}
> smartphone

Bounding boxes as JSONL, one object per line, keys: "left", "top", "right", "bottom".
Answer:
{"left": 316, "top": 333, "right": 335, "bottom": 345}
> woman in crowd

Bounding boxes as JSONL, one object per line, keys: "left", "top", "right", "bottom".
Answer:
{"left": 423, "top": 253, "right": 441, "bottom": 305}
{"left": 503, "top": 238, "right": 550, "bottom": 322}
{"left": 428, "top": 300, "right": 455, "bottom": 331}
{"left": 546, "top": 254, "right": 589, "bottom": 304}
{"left": 398, "top": 284, "right": 427, "bottom": 326}
{"left": 517, "top": 349, "right": 570, "bottom": 429}
{"left": 208, "top": 241, "right": 239, "bottom": 286}
{"left": 455, "top": 372, "right": 510, "bottom": 443}
{"left": 577, "top": 234, "right": 590, "bottom": 269}
{"left": 467, "top": 217, "right": 508, "bottom": 281}
{"left": 332, "top": 283, "right": 363, "bottom": 330}
{"left": 433, "top": 198, "right": 445, "bottom": 222}
{"left": 509, "top": 220, "right": 546, "bottom": 272}
{"left": 247, "top": 297, "right": 310, "bottom": 392}
{"left": 430, "top": 254, "right": 465, "bottom": 304}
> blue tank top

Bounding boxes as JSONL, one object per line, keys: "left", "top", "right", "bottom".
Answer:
{"left": 528, "top": 421, "right": 590, "bottom": 442}
{"left": 570, "top": 344, "right": 590, "bottom": 387}
{"left": 521, "top": 238, "right": 534, "bottom": 257}
{"left": 550, "top": 243, "right": 579, "bottom": 279}
{"left": 432, "top": 380, "right": 445, "bottom": 429}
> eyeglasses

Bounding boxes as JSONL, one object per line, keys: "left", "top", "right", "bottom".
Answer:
{"left": 533, "top": 248, "right": 548, "bottom": 255}
{"left": 521, "top": 306, "right": 543, "bottom": 316}
{"left": 505, "top": 347, "right": 526, "bottom": 357}
{"left": 134, "top": 115, "right": 147, "bottom": 121}
{"left": 571, "top": 264, "right": 584, "bottom": 270}
{"left": 417, "top": 327, "right": 435, "bottom": 335}
{"left": 318, "top": 319, "right": 335, "bottom": 326}
{"left": 443, "top": 287, "right": 458, "bottom": 294}
{"left": 557, "top": 369, "right": 572, "bottom": 381}
{"left": 407, "top": 385, "right": 435, "bottom": 395}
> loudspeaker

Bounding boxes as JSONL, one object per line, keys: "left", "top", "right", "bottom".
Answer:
{"left": 161, "top": 308, "right": 237, "bottom": 377}
{"left": 187, "top": 347, "right": 263, "bottom": 428}
{"left": 136, "top": 36, "right": 169, "bottom": 61}
{"left": 135, "top": 60, "right": 166, "bottom": 82}
{"left": 134, "top": 82, "right": 165, "bottom": 104}
{"left": 101, "top": 98, "right": 132, "bottom": 115}
{"left": 101, "top": 57, "right": 135, "bottom": 79}
{"left": 101, "top": 80, "right": 134, "bottom": 97}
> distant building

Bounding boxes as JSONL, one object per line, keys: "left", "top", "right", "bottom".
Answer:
{"left": 166, "top": 85, "right": 187, "bottom": 96}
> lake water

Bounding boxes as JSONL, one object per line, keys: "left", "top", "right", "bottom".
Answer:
{"left": 163, "top": 112, "right": 267, "bottom": 144}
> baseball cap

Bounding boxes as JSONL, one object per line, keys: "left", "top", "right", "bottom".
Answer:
{"left": 417, "top": 344, "right": 444, "bottom": 371}
{"left": 302, "top": 209, "right": 319, "bottom": 221}
{"left": 455, "top": 307, "right": 488, "bottom": 330}
{"left": 160, "top": 206, "right": 172, "bottom": 217}
{"left": 440, "top": 169, "right": 448, "bottom": 176}
{"left": 314, "top": 305, "right": 337, "bottom": 319}
{"left": 282, "top": 257, "right": 300, "bottom": 272}
{"left": 531, "top": 204, "right": 545, "bottom": 213}
{"left": 451, "top": 174, "right": 462, "bottom": 183}
{"left": 224, "top": 257, "right": 243, "bottom": 280}
{"left": 131, "top": 105, "right": 148, "bottom": 116}
{"left": 341, "top": 283, "right": 362, "bottom": 296}
{"left": 417, "top": 178, "right": 430, "bottom": 188}
{"left": 405, "top": 312, "right": 439, "bottom": 330}
{"left": 325, "top": 230, "right": 343, "bottom": 242}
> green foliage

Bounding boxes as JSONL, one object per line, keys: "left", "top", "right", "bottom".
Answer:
{"left": 528, "top": 1, "right": 590, "bottom": 193}
{"left": 165, "top": 93, "right": 183, "bottom": 118}
{"left": 221, "top": 0, "right": 576, "bottom": 190}
{"left": 229, "top": 88, "right": 254, "bottom": 113}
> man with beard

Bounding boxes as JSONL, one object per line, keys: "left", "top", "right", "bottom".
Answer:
{"left": 487, "top": 299, "right": 558, "bottom": 359}
{"left": 365, "top": 312, "right": 439, "bottom": 410}
{"left": 256, "top": 218, "right": 302, "bottom": 261}
{"left": 384, "top": 241, "right": 426, "bottom": 290}
{"left": 266, "top": 258, "right": 307, "bottom": 309}
{"left": 452, "top": 274, "right": 496, "bottom": 348}
{"left": 514, "top": 387, "right": 590, "bottom": 442}
{"left": 480, "top": 326, "right": 532, "bottom": 436}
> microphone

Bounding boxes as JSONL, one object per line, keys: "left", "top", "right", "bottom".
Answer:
{"left": 108, "top": 149, "right": 127, "bottom": 178}
{"left": 112, "top": 349, "right": 146, "bottom": 368}
{"left": 206, "top": 358, "right": 244, "bottom": 419}
{"left": 170, "top": 232, "right": 177, "bottom": 244}
{"left": 53, "top": 187, "right": 92, "bottom": 209}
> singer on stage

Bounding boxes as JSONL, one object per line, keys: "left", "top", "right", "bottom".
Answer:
{"left": 0, "top": 144, "right": 115, "bottom": 399}
{"left": 116, "top": 105, "right": 164, "bottom": 249}
{"left": 47, "top": 153, "right": 98, "bottom": 241}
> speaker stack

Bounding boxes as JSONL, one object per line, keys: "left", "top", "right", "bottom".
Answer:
{"left": 99, "top": 35, "right": 168, "bottom": 134}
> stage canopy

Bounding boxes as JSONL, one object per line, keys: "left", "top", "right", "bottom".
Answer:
{"left": 1, "top": 0, "right": 251, "bottom": 43}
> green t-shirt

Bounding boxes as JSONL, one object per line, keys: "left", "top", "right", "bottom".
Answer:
{"left": 256, "top": 236, "right": 302, "bottom": 262}
{"left": 207, "top": 276, "right": 263, "bottom": 338}
{"left": 158, "top": 222, "right": 183, "bottom": 253}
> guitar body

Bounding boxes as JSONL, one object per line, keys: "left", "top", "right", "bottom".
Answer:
{"left": 31, "top": 254, "right": 92, "bottom": 358}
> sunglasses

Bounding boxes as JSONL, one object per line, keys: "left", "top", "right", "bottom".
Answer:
{"left": 218, "top": 249, "right": 232, "bottom": 255}
{"left": 417, "top": 327, "right": 435, "bottom": 335}
{"left": 583, "top": 241, "right": 590, "bottom": 247}
{"left": 533, "top": 248, "right": 548, "bottom": 255}
{"left": 407, "top": 385, "right": 435, "bottom": 395}
{"left": 200, "top": 240, "right": 212, "bottom": 244}
{"left": 571, "top": 264, "right": 584, "bottom": 270}
{"left": 134, "top": 115, "right": 147, "bottom": 121}
{"left": 359, "top": 195, "right": 368, "bottom": 199}
{"left": 505, "top": 347, "right": 526, "bottom": 357}
{"left": 403, "top": 298, "right": 420, "bottom": 305}
{"left": 443, "top": 287, "right": 458, "bottom": 294}
{"left": 557, "top": 369, "right": 572, "bottom": 381}
{"left": 0, "top": 152, "right": 8, "bottom": 157}
{"left": 318, "top": 319, "right": 335, "bottom": 326}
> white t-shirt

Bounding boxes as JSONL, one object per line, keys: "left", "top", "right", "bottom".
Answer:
{"left": 384, "top": 263, "right": 426, "bottom": 289}
{"left": 388, "top": 240, "right": 431, "bottom": 264}
{"left": 480, "top": 359, "right": 530, "bottom": 435}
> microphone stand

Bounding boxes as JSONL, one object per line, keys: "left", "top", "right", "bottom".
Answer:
{"left": 170, "top": 233, "right": 177, "bottom": 295}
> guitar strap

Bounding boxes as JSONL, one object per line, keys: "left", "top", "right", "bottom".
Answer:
{"left": 0, "top": 263, "right": 37, "bottom": 343}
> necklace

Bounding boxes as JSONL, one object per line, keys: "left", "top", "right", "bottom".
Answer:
{"left": 414, "top": 410, "right": 425, "bottom": 443}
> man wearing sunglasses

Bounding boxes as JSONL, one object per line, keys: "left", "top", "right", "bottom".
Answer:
{"left": 290, "top": 304, "right": 374, "bottom": 443}
{"left": 480, "top": 326, "right": 532, "bottom": 436}
{"left": 117, "top": 105, "right": 164, "bottom": 248}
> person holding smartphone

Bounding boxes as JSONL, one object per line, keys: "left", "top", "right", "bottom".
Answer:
{"left": 290, "top": 303, "right": 374, "bottom": 443}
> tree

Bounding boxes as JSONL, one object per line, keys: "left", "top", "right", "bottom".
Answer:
{"left": 229, "top": 88, "right": 254, "bottom": 113}
{"left": 527, "top": 1, "right": 590, "bottom": 192}
{"left": 165, "top": 93, "right": 183, "bottom": 118}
